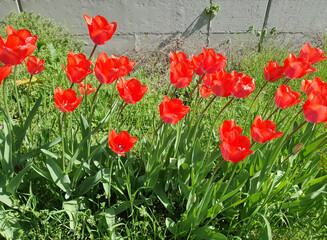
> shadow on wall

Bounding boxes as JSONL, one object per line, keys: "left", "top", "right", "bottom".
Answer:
{"left": 157, "top": 9, "right": 209, "bottom": 51}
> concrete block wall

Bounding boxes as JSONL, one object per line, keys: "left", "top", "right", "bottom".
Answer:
{"left": 1, "top": 0, "right": 326, "bottom": 54}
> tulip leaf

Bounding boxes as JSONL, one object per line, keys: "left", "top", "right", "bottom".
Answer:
{"left": 153, "top": 184, "right": 173, "bottom": 213}
{"left": 6, "top": 162, "right": 32, "bottom": 194}
{"left": 46, "top": 159, "right": 71, "bottom": 195}
{"left": 193, "top": 226, "right": 227, "bottom": 240}
{"left": 74, "top": 169, "right": 103, "bottom": 197}
{"left": 2, "top": 120, "right": 13, "bottom": 175}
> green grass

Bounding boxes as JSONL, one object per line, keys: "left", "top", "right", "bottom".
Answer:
{"left": 0, "top": 12, "right": 327, "bottom": 239}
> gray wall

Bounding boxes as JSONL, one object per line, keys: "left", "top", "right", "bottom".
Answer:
{"left": 1, "top": 0, "right": 326, "bottom": 54}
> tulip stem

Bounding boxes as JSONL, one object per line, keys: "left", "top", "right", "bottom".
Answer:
{"left": 166, "top": 82, "right": 172, "bottom": 95}
{"left": 117, "top": 102, "right": 128, "bottom": 119}
{"left": 214, "top": 97, "right": 235, "bottom": 124}
{"left": 2, "top": 78, "right": 10, "bottom": 121}
{"left": 12, "top": 66, "right": 23, "bottom": 121}
{"left": 250, "top": 141, "right": 255, "bottom": 148}
{"left": 266, "top": 107, "right": 280, "bottom": 120}
{"left": 212, "top": 159, "right": 225, "bottom": 177}
{"left": 252, "top": 81, "right": 268, "bottom": 107}
{"left": 91, "top": 83, "right": 103, "bottom": 105}
{"left": 69, "top": 82, "right": 74, "bottom": 89}
{"left": 171, "top": 87, "right": 177, "bottom": 98}
{"left": 28, "top": 74, "right": 33, "bottom": 98}
{"left": 187, "top": 74, "right": 205, "bottom": 104}
{"left": 89, "top": 44, "right": 98, "bottom": 60}
{"left": 200, "top": 95, "right": 217, "bottom": 117}
{"left": 210, "top": 141, "right": 221, "bottom": 157}
{"left": 61, "top": 113, "right": 66, "bottom": 171}
{"left": 282, "top": 78, "right": 291, "bottom": 86}
{"left": 284, "top": 120, "right": 307, "bottom": 142}
{"left": 153, "top": 121, "right": 164, "bottom": 137}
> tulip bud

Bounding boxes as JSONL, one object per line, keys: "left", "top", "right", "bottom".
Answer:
{"left": 292, "top": 143, "right": 303, "bottom": 154}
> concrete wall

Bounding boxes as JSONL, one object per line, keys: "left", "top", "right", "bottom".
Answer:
{"left": 1, "top": 0, "right": 326, "bottom": 54}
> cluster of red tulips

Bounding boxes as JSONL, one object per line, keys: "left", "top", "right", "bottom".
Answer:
{"left": 1, "top": 14, "right": 326, "bottom": 163}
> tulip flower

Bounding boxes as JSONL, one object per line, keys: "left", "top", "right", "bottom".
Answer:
{"left": 25, "top": 56, "right": 45, "bottom": 75}
{"left": 199, "top": 84, "right": 213, "bottom": 98}
{"left": 54, "top": 87, "right": 83, "bottom": 113}
{"left": 83, "top": 14, "right": 117, "bottom": 45}
{"left": 220, "top": 131, "right": 254, "bottom": 163}
{"left": 170, "top": 51, "right": 190, "bottom": 65}
{"left": 203, "top": 69, "right": 232, "bottom": 97}
{"left": 108, "top": 129, "right": 137, "bottom": 156}
{"left": 0, "top": 26, "right": 38, "bottom": 65}
{"left": 0, "top": 64, "right": 12, "bottom": 85}
{"left": 251, "top": 115, "right": 283, "bottom": 143}
{"left": 95, "top": 52, "right": 134, "bottom": 84}
{"left": 299, "top": 43, "right": 327, "bottom": 65}
{"left": 275, "top": 84, "right": 303, "bottom": 109}
{"left": 230, "top": 71, "right": 256, "bottom": 98}
{"left": 219, "top": 119, "right": 243, "bottom": 141}
{"left": 111, "top": 54, "right": 135, "bottom": 77}
{"left": 191, "top": 47, "right": 227, "bottom": 75}
{"left": 264, "top": 61, "right": 285, "bottom": 82}
{"left": 159, "top": 95, "right": 190, "bottom": 124}
{"left": 117, "top": 77, "right": 148, "bottom": 104}
{"left": 170, "top": 61, "right": 194, "bottom": 88}
{"left": 301, "top": 77, "right": 327, "bottom": 96}
{"left": 79, "top": 82, "right": 96, "bottom": 96}
{"left": 62, "top": 51, "right": 93, "bottom": 84}
{"left": 303, "top": 92, "right": 327, "bottom": 123}
{"left": 283, "top": 53, "right": 316, "bottom": 79}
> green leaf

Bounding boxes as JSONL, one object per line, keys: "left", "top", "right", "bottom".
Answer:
{"left": 193, "top": 226, "right": 227, "bottom": 240}
{"left": 6, "top": 163, "right": 32, "bottom": 194}
{"left": 260, "top": 214, "right": 272, "bottom": 240}
{"left": 153, "top": 184, "right": 173, "bottom": 213}
{"left": 46, "top": 159, "right": 71, "bottom": 196}
{"left": 74, "top": 169, "right": 104, "bottom": 196}
{"left": 2, "top": 120, "right": 13, "bottom": 174}
{"left": 0, "top": 188, "right": 12, "bottom": 207}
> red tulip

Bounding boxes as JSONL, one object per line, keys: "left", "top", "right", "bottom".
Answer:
{"left": 170, "top": 51, "right": 190, "bottom": 65}
{"left": 191, "top": 47, "right": 227, "bottom": 75}
{"left": 203, "top": 69, "right": 232, "bottom": 97}
{"left": 62, "top": 51, "right": 93, "bottom": 84}
{"left": 303, "top": 92, "right": 327, "bottom": 123}
{"left": 230, "top": 71, "right": 256, "bottom": 98}
{"left": 264, "top": 61, "right": 285, "bottom": 82}
{"left": 26, "top": 56, "right": 45, "bottom": 75}
{"left": 79, "top": 82, "right": 96, "bottom": 96}
{"left": 301, "top": 77, "right": 327, "bottom": 96}
{"left": 117, "top": 77, "right": 148, "bottom": 104}
{"left": 219, "top": 119, "right": 243, "bottom": 141}
{"left": 170, "top": 61, "right": 194, "bottom": 88}
{"left": 220, "top": 131, "right": 254, "bottom": 163}
{"left": 299, "top": 43, "right": 327, "bottom": 65}
{"left": 275, "top": 84, "right": 303, "bottom": 109}
{"left": 199, "top": 84, "right": 213, "bottom": 98}
{"left": 95, "top": 52, "right": 134, "bottom": 84}
{"left": 159, "top": 95, "right": 190, "bottom": 124}
{"left": 54, "top": 87, "right": 83, "bottom": 113}
{"left": 108, "top": 129, "right": 137, "bottom": 156}
{"left": 284, "top": 53, "right": 316, "bottom": 79}
{"left": 0, "top": 26, "right": 38, "bottom": 65}
{"left": 83, "top": 14, "right": 117, "bottom": 45}
{"left": 251, "top": 115, "right": 283, "bottom": 143}
{"left": 111, "top": 54, "right": 135, "bottom": 77}
{"left": 0, "top": 64, "right": 12, "bottom": 85}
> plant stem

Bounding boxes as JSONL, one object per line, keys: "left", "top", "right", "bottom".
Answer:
{"left": 252, "top": 81, "right": 268, "bottom": 106}
{"left": 61, "top": 113, "right": 66, "bottom": 171}
{"left": 91, "top": 83, "right": 103, "bottom": 105}
{"left": 12, "top": 66, "right": 23, "bottom": 121}
{"left": 166, "top": 82, "right": 172, "bottom": 95}
{"left": 170, "top": 87, "right": 177, "bottom": 98}
{"left": 284, "top": 120, "right": 307, "bottom": 142}
{"left": 153, "top": 121, "right": 164, "bottom": 137}
{"left": 28, "top": 74, "right": 33, "bottom": 98}
{"left": 210, "top": 142, "right": 221, "bottom": 156}
{"left": 89, "top": 44, "right": 97, "bottom": 60}
{"left": 200, "top": 95, "right": 217, "bottom": 117}
{"left": 2, "top": 78, "right": 10, "bottom": 120}
{"left": 187, "top": 74, "right": 205, "bottom": 104}
{"left": 213, "top": 97, "right": 235, "bottom": 124}
{"left": 69, "top": 82, "right": 74, "bottom": 89}
{"left": 117, "top": 102, "right": 128, "bottom": 119}
{"left": 266, "top": 107, "right": 279, "bottom": 120}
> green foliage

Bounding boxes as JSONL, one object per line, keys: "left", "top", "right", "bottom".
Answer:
{"left": 0, "top": 11, "right": 327, "bottom": 240}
